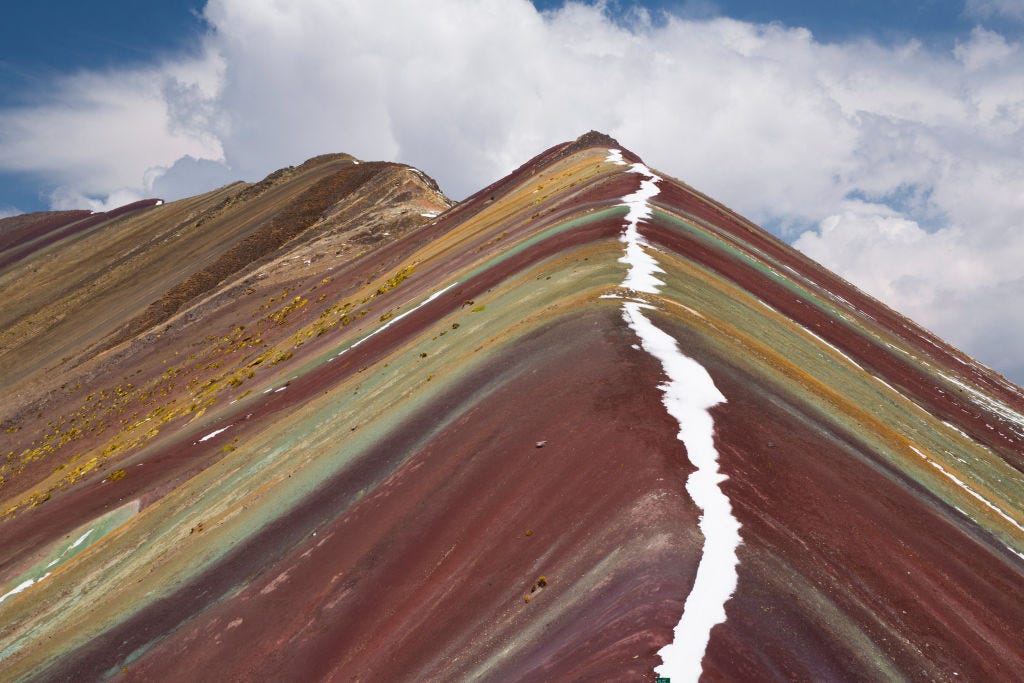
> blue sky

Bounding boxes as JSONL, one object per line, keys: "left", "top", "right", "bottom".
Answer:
{"left": 0, "top": 2, "right": 205, "bottom": 105}
{"left": 539, "top": 0, "right": 1015, "bottom": 43}
{"left": 1, "top": 0, "right": 1023, "bottom": 383}
{"left": 0, "top": 0, "right": 205, "bottom": 211}
{"left": 0, "top": 1, "right": 1019, "bottom": 212}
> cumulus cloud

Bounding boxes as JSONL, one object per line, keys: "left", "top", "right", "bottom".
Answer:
{"left": 0, "top": 56, "right": 223, "bottom": 211}
{"left": 0, "top": 206, "right": 22, "bottom": 219}
{"left": 793, "top": 26, "right": 1024, "bottom": 381}
{"left": 794, "top": 202, "right": 1024, "bottom": 381}
{"left": 0, "top": 0, "right": 1022, "bottom": 382}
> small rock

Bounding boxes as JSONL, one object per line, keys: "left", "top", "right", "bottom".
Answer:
{"left": 535, "top": 441, "right": 547, "bottom": 448}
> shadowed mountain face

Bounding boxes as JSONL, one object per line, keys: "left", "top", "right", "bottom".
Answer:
{"left": 0, "top": 132, "right": 1022, "bottom": 681}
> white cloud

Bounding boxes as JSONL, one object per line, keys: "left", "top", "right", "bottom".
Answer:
{"left": 794, "top": 203, "right": 1024, "bottom": 378}
{"left": 0, "top": 206, "right": 22, "bottom": 219}
{"left": 965, "top": 0, "right": 1024, "bottom": 22}
{"left": 0, "top": 0, "right": 1022, "bottom": 383}
{"left": 48, "top": 187, "right": 148, "bottom": 213}
{"left": 0, "top": 57, "right": 223, "bottom": 209}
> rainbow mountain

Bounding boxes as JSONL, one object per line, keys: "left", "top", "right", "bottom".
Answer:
{"left": 1, "top": 132, "right": 1022, "bottom": 681}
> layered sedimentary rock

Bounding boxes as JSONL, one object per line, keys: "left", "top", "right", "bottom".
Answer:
{"left": 0, "top": 132, "right": 1022, "bottom": 681}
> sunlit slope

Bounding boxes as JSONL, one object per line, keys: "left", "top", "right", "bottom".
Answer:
{"left": 0, "top": 153, "right": 445, "bottom": 394}
{"left": 0, "top": 133, "right": 1022, "bottom": 681}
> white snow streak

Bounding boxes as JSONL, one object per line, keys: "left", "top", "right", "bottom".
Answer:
{"left": 332, "top": 282, "right": 457, "bottom": 360}
{"left": 0, "top": 527, "right": 92, "bottom": 603}
{"left": 909, "top": 445, "right": 1024, "bottom": 535}
{"left": 607, "top": 149, "right": 741, "bottom": 681}
{"left": 803, "top": 327, "right": 864, "bottom": 371}
{"left": 942, "top": 420, "right": 971, "bottom": 440}
{"left": 939, "top": 371, "right": 1024, "bottom": 437}
{"left": 624, "top": 303, "right": 739, "bottom": 681}
{"left": 198, "top": 426, "right": 231, "bottom": 442}
{"left": 619, "top": 163, "right": 666, "bottom": 294}
{"left": 0, "top": 575, "right": 49, "bottom": 605}
{"left": 46, "top": 528, "right": 95, "bottom": 568}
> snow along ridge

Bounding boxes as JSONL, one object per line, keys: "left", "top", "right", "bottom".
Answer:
{"left": 605, "top": 149, "right": 742, "bottom": 682}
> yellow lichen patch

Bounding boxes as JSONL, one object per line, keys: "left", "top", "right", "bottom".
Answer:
{"left": 264, "top": 296, "right": 308, "bottom": 326}
{"left": 376, "top": 265, "right": 415, "bottom": 295}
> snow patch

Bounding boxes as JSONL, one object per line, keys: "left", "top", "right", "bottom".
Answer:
{"left": 610, "top": 161, "right": 741, "bottom": 682}
{"left": 0, "top": 574, "right": 50, "bottom": 605}
{"left": 198, "top": 426, "right": 231, "bottom": 442}
{"left": 605, "top": 148, "right": 628, "bottom": 166}
{"left": 618, "top": 165, "right": 665, "bottom": 294}
{"left": 625, "top": 305, "right": 739, "bottom": 682}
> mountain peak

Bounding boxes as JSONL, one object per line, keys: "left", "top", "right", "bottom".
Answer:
{"left": 0, "top": 137, "right": 1022, "bottom": 681}
{"left": 568, "top": 129, "right": 624, "bottom": 152}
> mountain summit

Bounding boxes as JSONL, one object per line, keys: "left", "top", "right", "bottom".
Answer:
{"left": 1, "top": 132, "right": 1022, "bottom": 680}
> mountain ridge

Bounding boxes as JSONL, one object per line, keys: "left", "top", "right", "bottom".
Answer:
{"left": 0, "top": 131, "right": 1022, "bottom": 680}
